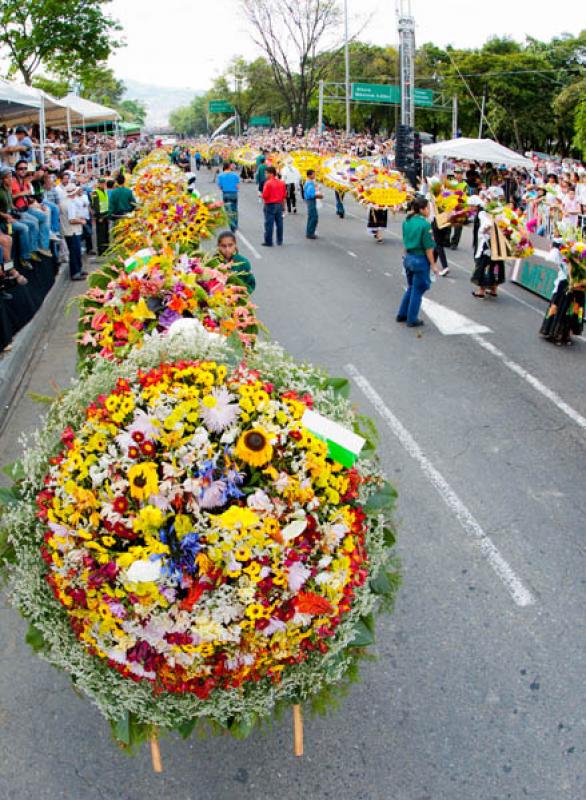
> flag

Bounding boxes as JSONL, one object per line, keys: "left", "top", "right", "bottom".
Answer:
{"left": 124, "top": 248, "right": 155, "bottom": 274}
{"left": 301, "top": 409, "right": 365, "bottom": 468}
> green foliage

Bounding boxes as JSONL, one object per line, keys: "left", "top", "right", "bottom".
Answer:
{"left": 573, "top": 99, "right": 586, "bottom": 158}
{"left": 0, "top": 1, "right": 122, "bottom": 85}
{"left": 118, "top": 98, "right": 147, "bottom": 126}
{"left": 25, "top": 623, "right": 46, "bottom": 653}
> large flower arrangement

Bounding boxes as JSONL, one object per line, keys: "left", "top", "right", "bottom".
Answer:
{"left": 285, "top": 150, "right": 324, "bottom": 180}
{"left": 232, "top": 146, "right": 261, "bottom": 168}
{"left": 430, "top": 179, "right": 474, "bottom": 226}
{"left": 354, "top": 169, "right": 412, "bottom": 211}
{"left": 1, "top": 332, "right": 398, "bottom": 748}
{"left": 490, "top": 205, "right": 534, "bottom": 259}
{"left": 111, "top": 192, "right": 226, "bottom": 254}
{"left": 560, "top": 239, "right": 586, "bottom": 289}
{"left": 321, "top": 156, "right": 373, "bottom": 195}
{"left": 77, "top": 249, "right": 260, "bottom": 369}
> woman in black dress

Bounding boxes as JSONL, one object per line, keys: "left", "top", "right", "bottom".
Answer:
{"left": 540, "top": 242, "right": 585, "bottom": 346}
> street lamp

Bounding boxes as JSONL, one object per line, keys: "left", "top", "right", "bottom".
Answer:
{"left": 234, "top": 72, "right": 243, "bottom": 137}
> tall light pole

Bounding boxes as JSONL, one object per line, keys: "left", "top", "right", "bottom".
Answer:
{"left": 344, "top": 0, "right": 350, "bottom": 135}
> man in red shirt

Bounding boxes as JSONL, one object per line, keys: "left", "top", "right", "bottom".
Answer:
{"left": 261, "top": 166, "right": 286, "bottom": 247}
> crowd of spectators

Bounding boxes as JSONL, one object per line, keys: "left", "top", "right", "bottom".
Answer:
{"left": 0, "top": 123, "right": 146, "bottom": 320}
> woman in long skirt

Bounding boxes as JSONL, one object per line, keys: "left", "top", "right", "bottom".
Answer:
{"left": 540, "top": 244, "right": 585, "bottom": 346}
{"left": 471, "top": 209, "right": 505, "bottom": 298}
{"left": 367, "top": 207, "right": 388, "bottom": 243}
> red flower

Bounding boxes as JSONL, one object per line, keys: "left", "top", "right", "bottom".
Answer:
{"left": 112, "top": 496, "right": 128, "bottom": 514}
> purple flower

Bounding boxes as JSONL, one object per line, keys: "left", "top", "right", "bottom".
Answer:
{"left": 158, "top": 307, "right": 182, "bottom": 329}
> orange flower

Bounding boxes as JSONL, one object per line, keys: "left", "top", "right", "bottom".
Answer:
{"left": 294, "top": 592, "right": 334, "bottom": 616}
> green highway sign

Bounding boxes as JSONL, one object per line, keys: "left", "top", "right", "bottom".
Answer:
{"left": 351, "top": 83, "right": 400, "bottom": 104}
{"left": 248, "top": 115, "right": 272, "bottom": 126}
{"left": 414, "top": 88, "right": 433, "bottom": 107}
{"left": 208, "top": 100, "right": 234, "bottom": 114}
{"left": 351, "top": 83, "right": 434, "bottom": 108}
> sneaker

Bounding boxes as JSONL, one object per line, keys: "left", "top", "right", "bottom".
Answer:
{"left": 439, "top": 267, "right": 450, "bottom": 276}
{"left": 49, "top": 231, "right": 60, "bottom": 241}
{"left": 306, "top": 235, "right": 317, "bottom": 239}
{"left": 20, "top": 260, "right": 33, "bottom": 270}
{"left": 71, "top": 273, "right": 86, "bottom": 281}
{"left": 30, "top": 253, "right": 41, "bottom": 262}
{"left": 261, "top": 242, "right": 273, "bottom": 247}
{"left": 407, "top": 320, "right": 425, "bottom": 328}
{"left": 396, "top": 316, "right": 407, "bottom": 323}
{"left": 38, "top": 248, "right": 52, "bottom": 258}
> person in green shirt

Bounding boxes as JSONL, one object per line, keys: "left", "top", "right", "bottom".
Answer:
{"left": 396, "top": 196, "right": 439, "bottom": 327}
{"left": 108, "top": 173, "right": 136, "bottom": 218}
{"left": 215, "top": 230, "right": 256, "bottom": 293}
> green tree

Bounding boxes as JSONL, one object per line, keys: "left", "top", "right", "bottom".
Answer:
{"left": 118, "top": 99, "right": 147, "bottom": 126}
{"left": 574, "top": 100, "right": 586, "bottom": 158}
{"left": 0, "top": 0, "right": 122, "bottom": 85}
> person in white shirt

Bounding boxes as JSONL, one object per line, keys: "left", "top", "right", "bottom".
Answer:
{"left": 280, "top": 163, "right": 301, "bottom": 214}
{"left": 60, "top": 184, "right": 87, "bottom": 281}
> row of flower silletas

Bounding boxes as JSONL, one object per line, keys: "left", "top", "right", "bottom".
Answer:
{"left": 0, "top": 150, "right": 400, "bottom": 753}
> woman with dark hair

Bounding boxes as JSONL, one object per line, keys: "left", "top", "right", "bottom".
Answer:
{"left": 396, "top": 196, "right": 439, "bottom": 327}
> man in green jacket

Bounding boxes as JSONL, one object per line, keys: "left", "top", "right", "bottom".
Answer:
{"left": 108, "top": 173, "right": 136, "bottom": 219}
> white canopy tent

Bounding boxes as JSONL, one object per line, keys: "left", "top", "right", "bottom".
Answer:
{"left": 61, "top": 94, "right": 121, "bottom": 125}
{"left": 422, "top": 137, "right": 533, "bottom": 170}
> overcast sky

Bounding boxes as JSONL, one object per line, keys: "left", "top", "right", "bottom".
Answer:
{"left": 108, "top": 0, "right": 580, "bottom": 90}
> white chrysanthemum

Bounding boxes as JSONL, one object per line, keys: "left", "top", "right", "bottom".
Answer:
{"left": 200, "top": 386, "right": 240, "bottom": 433}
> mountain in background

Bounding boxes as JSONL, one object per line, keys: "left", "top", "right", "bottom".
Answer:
{"left": 122, "top": 79, "right": 203, "bottom": 129}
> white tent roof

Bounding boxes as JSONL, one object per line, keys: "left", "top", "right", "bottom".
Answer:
{"left": 62, "top": 93, "right": 121, "bottom": 124}
{"left": 0, "top": 79, "right": 84, "bottom": 127}
{"left": 422, "top": 137, "right": 533, "bottom": 169}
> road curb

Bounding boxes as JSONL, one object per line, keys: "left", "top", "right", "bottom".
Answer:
{"left": 0, "top": 262, "right": 70, "bottom": 430}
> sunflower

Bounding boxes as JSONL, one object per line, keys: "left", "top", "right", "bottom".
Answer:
{"left": 127, "top": 462, "right": 159, "bottom": 501}
{"left": 234, "top": 428, "right": 273, "bottom": 468}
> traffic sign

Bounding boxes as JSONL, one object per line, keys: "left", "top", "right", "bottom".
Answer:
{"left": 248, "top": 116, "right": 272, "bottom": 127}
{"left": 351, "top": 83, "right": 434, "bottom": 108}
{"left": 208, "top": 100, "right": 234, "bottom": 114}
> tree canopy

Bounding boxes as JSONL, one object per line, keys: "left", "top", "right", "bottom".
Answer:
{"left": 0, "top": 0, "right": 122, "bottom": 86}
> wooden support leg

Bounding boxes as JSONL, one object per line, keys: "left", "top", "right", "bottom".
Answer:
{"left": 150, "top": 730, "right": 163, "bottom": 773}
{"left": 293, "top": 704, "right": 304, "bottom": 757}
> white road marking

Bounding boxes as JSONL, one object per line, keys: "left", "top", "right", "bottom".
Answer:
{"left": 345, "top": 363, "right": 536, "bottom": 608}
{"left": 472, "top": 335, "right": 586, "bottom": 432}
{"left": 347, "top": 250, "right": 358, "bottom": 258}
{"left": 422, "top": 297, "right": 492, "bottom": 335}
{"left": 237, "top": 231, "right": 262, "bottom": 260}
{"left": 384, "top": 272, "right": 392, "bottom": 277}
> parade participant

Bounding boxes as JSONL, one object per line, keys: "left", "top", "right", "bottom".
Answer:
{"left": 281, "top": 162, "right": 301, "bottom": 214}
{"left": 261, "top": 166, "right": 286, "bottom": 247}
{"left": 540, "top": 241, "right": 585, "bottom": 346}
{"left": 215, "top": 230, "right": 256, "bottom": 292}
{"left": 396, "top": 196, "right": 439, "bottom": 327}
{"left": 304, "top": 169, "right": 322, "bottom": 239}
{"left": 334, "top": 190, "right": 345, "bottom": 218}
{"left": 449, "top": 167, "right": 468, "bottom": 249}
{"left": 367, "top": 206, "right": 387, "bottom": 243}
{"left": 217, "top": 162, "right": 240, "bottom": 232}
{"left": 256, "top": 155, "right": 267, "bottom": 196}
{"left": 471, "top": 190, "right": 505, "bottom": 298}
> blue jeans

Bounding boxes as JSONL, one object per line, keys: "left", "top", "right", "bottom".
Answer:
{"left": 223, "top": 192, "right": 239, "bottom": 231}
{"left": 44, "top": 200, "right": 60, "bottom": 233}
{"left": 21, "top": 207, "right": 50, "bottom": 250}
{"left": 264, "top": 202, "right": 283, "bottom": 245}
{"left": 397, "top": 255, "right": 431, "bottom": 324}
{"left": 10, "top": 219, "right": 32, "bottom": 260}
{"left": 65, "top": 234, "right": 82, "bottom": 278}
{"left": 335, "top": 191, "right": 345, "bottom": 216}
{"left": 306, "top": 198, "right": 318, "bottom": 236}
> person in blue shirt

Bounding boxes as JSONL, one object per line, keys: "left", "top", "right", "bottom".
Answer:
{"left": 217, "top": 163, "right": 241, "bottom": 232}
{"left": 304, "top": 169, "right": 322, "bottom": 239}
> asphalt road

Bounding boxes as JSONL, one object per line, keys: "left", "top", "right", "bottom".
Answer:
{"left": 0, "top": 172, "right": 584, "bottom": 800}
